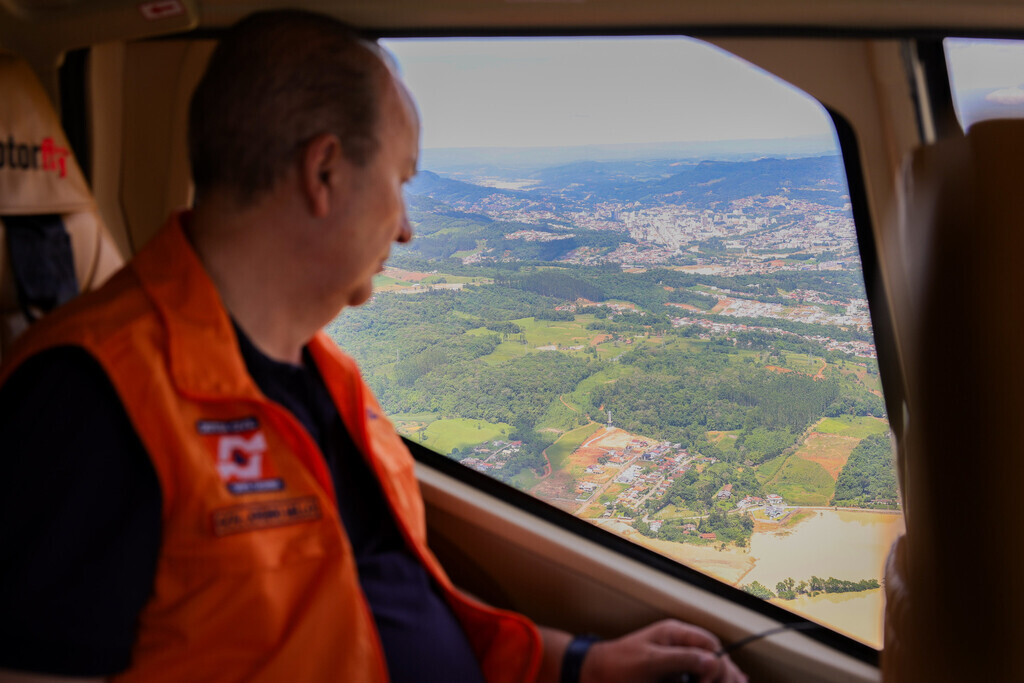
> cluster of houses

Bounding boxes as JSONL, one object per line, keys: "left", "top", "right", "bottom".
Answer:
{"left": 734, "top": 492, "right": 787, "bottom": 518}
{"left": 716, "top": 488, "right": 786, "bottom": 517}
{"left": 458, "top": 440, "right": 522, "bottom": 474}
{"left": 575, "top": 441, "right": 693, "bottom": 509}
{"left": 570, "top": 433, "right": 791, "bottom": 527}
{"left": 668, "top": 310, "right": 878, "bottom": 359}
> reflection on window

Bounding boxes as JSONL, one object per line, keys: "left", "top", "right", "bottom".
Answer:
{"left": 327, "top": 36, "right": 902, "bottom": 649}
{"left": 945, "top": 38, "right": 1024, "bottom": 130}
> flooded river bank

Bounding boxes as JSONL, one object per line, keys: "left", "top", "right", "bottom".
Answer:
{"left": 626, "top": 508, "right": 905, "bottom": 648}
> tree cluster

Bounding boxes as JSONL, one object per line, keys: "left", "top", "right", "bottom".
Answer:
{"left": 831, "top": 432, "right": 898, "bottom": 507}
{"left": 744, "top": 575, "right": 881, "bottom": 601}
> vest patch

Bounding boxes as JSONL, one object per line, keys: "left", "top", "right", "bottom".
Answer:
{"left": 211, "top": 496, "right": 321, "bottom": 537}
{"left": 197, "top": 416, "right": 260, "bottom": 434}
{"left": 198, "top": 417, "right": 285, "bottom": 495}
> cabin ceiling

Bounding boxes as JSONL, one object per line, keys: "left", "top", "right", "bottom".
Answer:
{"left": 2, "top": 0, "right": 1024, "bottom": 64}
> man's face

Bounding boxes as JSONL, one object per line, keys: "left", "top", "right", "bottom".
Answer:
{"left": 327, "top": 71, "right": 419, "bottom": 309}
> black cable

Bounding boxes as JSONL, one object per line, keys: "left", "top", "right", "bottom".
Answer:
{"left": 718, "top": 621, "right": 823, "bottom": 656}
{"left": 668, "top": 622, "right": 826, "bottom": 683}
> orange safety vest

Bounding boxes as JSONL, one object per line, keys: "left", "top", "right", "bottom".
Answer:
{"left": 0, "top": 214, "right": 542, "bottom": 683}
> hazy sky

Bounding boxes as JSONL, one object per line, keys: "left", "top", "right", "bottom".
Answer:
{"left": 944, "top": 38, "right": 1024, "bottom": 128}
{"left": 381, "top": 37, "right": 836, "bottom": 150}
{"left": 946, "top": 38, "right": 1024, "bottom": 91}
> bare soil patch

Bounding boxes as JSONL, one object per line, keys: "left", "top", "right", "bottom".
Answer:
{"left": 711, "top": 298, "right": 735, "bottom": 314}
{"left": 707, "top": 430, "right": 738, "bottom": 443}
{"left": 383, "top": 267, "right": 431, "bottom": 282}
{"left": 531, "top": 470, "right": 577, "bottom": 511}
{"left": 796, "top": 433, "right": 860, "bottom": 480}
{"left": 566, "top": 427, "right": 657, "bottom": 471}
{"left": 813, "top": 360, "right": 828, "bottom": 381}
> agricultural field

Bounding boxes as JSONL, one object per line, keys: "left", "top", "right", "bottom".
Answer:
{"left": 371, "top": 273, "right": 415, "bottom": 289}
{"left": 404, "top": 417, "right": 513, "bottom": 454}
{"left": 546, "top": 423, "right": 603, "bottom": 473}
{"left": 792, "top": 433, "right": 859, "bottom": 481}
{"left": 766, "top": 456, "right": 835, "bottom": 506}
{"left": 814, "top": 415, "right": 889, "bottom": 439}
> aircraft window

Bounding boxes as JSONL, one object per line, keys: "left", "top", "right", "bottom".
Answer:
{"left": 327, "top": 36, "right": 901, "bottom": 649}
{"left": 945, "top": 37, "right": 1024, "bottom": 130}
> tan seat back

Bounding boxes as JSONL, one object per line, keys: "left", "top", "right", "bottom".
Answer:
{"left": 885, "top": 118, "right": 1024, "bottom": 681}
{"left": 0, "top": 52, "right": 123, "bottom": 361}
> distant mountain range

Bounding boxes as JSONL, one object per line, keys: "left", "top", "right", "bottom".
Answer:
{"left": 618, "top": 156, "right": 849, "bottom": 207}
{"left": 419, "top": 135, "right": 838, "bottom": 173}
{"left": 407, "top": 170, "right": 527, "bottom": 204}
{"left": 408, "top": 155, "right": 850, "bottom": 209}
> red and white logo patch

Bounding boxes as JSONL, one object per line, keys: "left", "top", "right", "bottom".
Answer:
{"left": 197, "top": 417, "right": 284, "bottom": 495}
{"left": 217, "top": 432, "right": 267, "bottom": 481}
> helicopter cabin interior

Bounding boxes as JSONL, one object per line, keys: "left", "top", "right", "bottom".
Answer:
{"left": 3, "top": 0, "right": 1024, "bottom": 681}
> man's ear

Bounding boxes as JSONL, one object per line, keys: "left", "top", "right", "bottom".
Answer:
{"left": 300, "top": 133, "right": 346, "bottom": 218}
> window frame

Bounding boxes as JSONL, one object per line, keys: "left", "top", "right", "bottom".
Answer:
{"left": 374, "top": 30, "right": 891, "bottom": 663}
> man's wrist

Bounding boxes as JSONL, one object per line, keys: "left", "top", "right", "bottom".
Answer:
{"left": 560, "top": 634, "right": 601, "bottom": 683}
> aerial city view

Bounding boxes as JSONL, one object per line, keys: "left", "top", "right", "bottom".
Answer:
{"left": 323, "top": 35, "right": 907, "bottom": 649}
{"left": 328, "top": 145, "right": 904, "bottom": 648}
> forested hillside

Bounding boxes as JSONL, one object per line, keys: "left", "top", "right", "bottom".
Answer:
{"left": 832, "top": 432, "right": 899, "bottom": 507}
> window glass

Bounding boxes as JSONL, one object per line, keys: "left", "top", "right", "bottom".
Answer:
{"left": 328, "top": 36, "right": 902, "bottom": 649}
{"left": 945, "top": 37, "right": 1024, "bottom": 130}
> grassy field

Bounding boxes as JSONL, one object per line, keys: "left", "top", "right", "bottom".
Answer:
{"left": 476, "top": 313, "right": 633, "bottom": 364}
{"left": 515, "top": 316, "right": 593, "bottom": 349}
{"left": 547, "top": 423, "right": 603, "bottom": 472}
{"left": 857, "top": 366, "right": 884, "bottom": 393}
{"left": 463, "top": 326, "right": 498, "bottom": 338}
{"left": 412, "top": 418, "right": 513, "bottom": 455}
{"left": 571, "top": 364, "right": 634, "bottom": 403}
{"left": 814, "top": 415, "right": 889, "bottom": 438}
{"left": 766, "top": 456, "right": 835, "bottom": 506}
{"left": 512, "top": 469, "right": 541, "bottom": 490}
{"left": 652, "top": 503, "right": 699, "bottom": 520}
{"left": 755, "top": 454, "right": 789, "bottom": 484}
{"left": 599, "top": 483, "right": 628, "bottom": 505}
{"left": 595, "top": 344, "right": 627, "bottom": 361}
{"left": 663, "top": 338, "right": 707, "bottom": 354}
{"left": 535, "top": 397, "right": 579, "bottom": 434}
{"left": 391, "top": 411, "right": 440, "bottom": 424}
{"left": 707, "top": 430, "right": 742, "bottom": 443}
{"left": 372, "top": 274, "right": 414, "bottom": 288}
{"left": 781, "top": 351, "right": 825, "bottom": 375}
{"left": 708, "top": 430, "right": 741, "bottom": 458}
{"left": 477, "top": 340, "right": 533, "bottom": 364}
{"left": 419, "top": 274, "right": 493, "bottom": 285}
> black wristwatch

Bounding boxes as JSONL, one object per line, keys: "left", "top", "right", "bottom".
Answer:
{"left": 560, "top": 634, "right": 601, "bottom": 683}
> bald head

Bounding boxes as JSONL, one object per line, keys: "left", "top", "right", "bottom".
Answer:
{"left": 188, "top": 10, "right": 390, "bottom": 206}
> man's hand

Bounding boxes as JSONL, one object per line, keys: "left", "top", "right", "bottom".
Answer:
{"left": 579, "top": 620, "right": 747, "bottom": 683}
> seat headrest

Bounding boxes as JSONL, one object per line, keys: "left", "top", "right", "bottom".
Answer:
{"left": 0, "top": 53, "right": 95, "bottom": 216}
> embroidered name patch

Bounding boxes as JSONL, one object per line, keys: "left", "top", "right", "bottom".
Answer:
{"left": 196, "top": 416, "right": 260, "bottom": 435}
{"left": 211, "top": 496, "right": 321, "bottom": 537}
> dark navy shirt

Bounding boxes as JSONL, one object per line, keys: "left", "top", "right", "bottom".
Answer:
{"left": 0, "top": 332, "right": 485, "bottom": 682}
